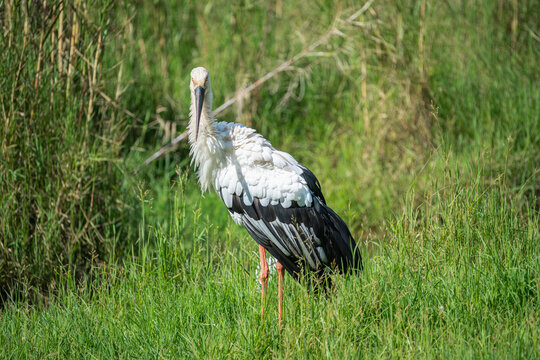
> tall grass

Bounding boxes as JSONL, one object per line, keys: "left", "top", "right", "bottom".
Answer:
{"left": 0, "top": 1, "right": 129, "bottom": 302}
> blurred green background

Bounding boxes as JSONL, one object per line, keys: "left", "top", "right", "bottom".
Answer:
{"left": 0, "top": 0, "right": 538, "bottom": 358}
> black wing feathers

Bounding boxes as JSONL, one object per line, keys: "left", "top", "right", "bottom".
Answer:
{"left": 221, "top": 194, "right": 362, "bottom": 280}
{"left": 299, "top": 165, "right": 326, "bottom": 204}
{"left": 218, "top": 164, "right": 362, "bottom": 280}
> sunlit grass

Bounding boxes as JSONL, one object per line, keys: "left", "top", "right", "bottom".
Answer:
{"left": 1, "top": 0, "right": 538, "bottom": 358}
{"left": 1, "top": 171, "right": 537, "bottom": 358}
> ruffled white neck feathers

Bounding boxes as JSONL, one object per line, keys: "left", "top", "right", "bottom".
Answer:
{"left": 188, "top": 88, "right": 222, "bottom": 192}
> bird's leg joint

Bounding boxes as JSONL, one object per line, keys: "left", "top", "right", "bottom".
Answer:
{"left": 259, "top": 263, "right": 269, "bottom": 283}
{"left": 259, "top": 245, "right": 269, "bottom": 285}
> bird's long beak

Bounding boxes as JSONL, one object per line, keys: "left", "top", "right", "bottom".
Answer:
{"left": 194, "top": 86, "right": 205, "bottom": 141}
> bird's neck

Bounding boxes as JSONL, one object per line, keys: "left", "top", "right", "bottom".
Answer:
{"left": 188, "top": 96, "right": 221, "bottom": 192}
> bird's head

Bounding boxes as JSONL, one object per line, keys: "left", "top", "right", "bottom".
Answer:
{"left": 190, "top": 67, "right": 212, "bottom": 141}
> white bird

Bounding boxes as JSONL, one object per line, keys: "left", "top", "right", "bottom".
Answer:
{"left": 188, "top": 67, "right": 362, "bottom": 327}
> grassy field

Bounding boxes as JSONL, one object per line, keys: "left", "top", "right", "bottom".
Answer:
{"left": 1, "top": 0, "right": 539, "bottom": 358}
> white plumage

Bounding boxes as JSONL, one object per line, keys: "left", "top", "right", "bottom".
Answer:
{"left": 193, "top": 120, "right": 314, "bottom": 210}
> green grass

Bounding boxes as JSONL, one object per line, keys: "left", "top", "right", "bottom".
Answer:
{"left": 0, "top": 0, "right": 128, "bottom": 301}
{"left": 1, "top": 0, "right": 539, "bottom": 358}
{"left": 1, "top": 172, "right": 537, "bottom": 358}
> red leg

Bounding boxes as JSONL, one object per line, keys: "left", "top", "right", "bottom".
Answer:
{"left": 276, "top": 261, "right": 285, "bottom": 328}
{"left": 259, "top": 245, "right": 269, "bottom": 319}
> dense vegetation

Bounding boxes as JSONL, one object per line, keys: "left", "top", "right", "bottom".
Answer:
{"left": 1, "top": 0, "right": 538, "bottom": 358}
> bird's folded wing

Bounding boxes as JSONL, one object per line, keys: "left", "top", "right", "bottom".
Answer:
{"left": 220, "top": 189, "right": 360, "bottom": 278}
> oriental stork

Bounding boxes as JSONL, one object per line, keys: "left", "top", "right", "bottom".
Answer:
{"left": 188, "top": 67, "right": 362, "bottom": 327}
